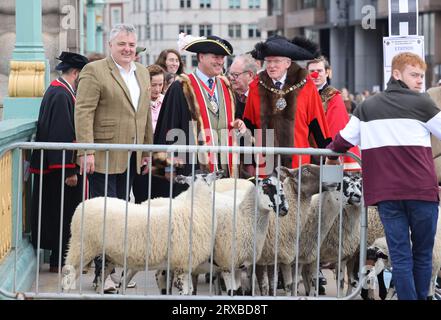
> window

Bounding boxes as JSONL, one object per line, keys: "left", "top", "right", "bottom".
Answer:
{"left": 228, "top": 0, "right": 240, "bottom": 9}
{"left": 159, "top": 24, "right": 163, "bottom": 40}
{"left": 249, "top": 0, "right": 260, "bottom": 8}
{"left": 145, "top": 25, "right": 151, "bottom": 39}
{"left": 192, "top": 55, "right": 198, "bottom": 67}
{"left": 269, "top": 0, "right": 282, "bottom": 15}
{"left": 180, "top": 0, "right": 191, "bottom": 8}
{"left": 228, "top": 24, "right": 241, "bottom": 38}
{"left": 179, "top": 24, "right": 192, "bottom": 34}
{"left": 200, "top": 0, "right": 211, "bottom": 8}
{"left": 302, "top": 0, "right": 316, "bottom": 9}
{"left": 199, "top": 24, "right": 212, "bottom": 37}
{"left": 137, "top": 25, "right": 142, "bottom": 40}
{"left": 248, "top": 24, "right": 261, "bottom": 38}
{"left": 110, "top": 6, "right": 122, "bottom": 26}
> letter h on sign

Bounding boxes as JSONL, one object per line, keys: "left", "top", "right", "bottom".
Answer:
{"left": 389, "top": 0, "right": 418, "bottom": 36}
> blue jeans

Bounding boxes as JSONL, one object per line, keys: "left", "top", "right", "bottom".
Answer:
{"left": 377, "top": 200, "right": 438, "bottom": 300}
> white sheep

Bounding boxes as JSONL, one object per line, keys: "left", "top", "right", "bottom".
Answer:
{"left": 255, "top": 164, "right": 328, "bottom": 296}
{"left": 298, "top": 173, "right": 362, "bottom": 296}
{"left": 155, "top": 176, "right": 289, "bottom": 296}
{"left": 61, "top": 172, "right": 223, "bottom": 295}
{"left": 213, "top": 176, "right": 289, "bottom": 295}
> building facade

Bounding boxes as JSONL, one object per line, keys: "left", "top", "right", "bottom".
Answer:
{"left": 130, "top": 0, "right": 268, "bottom": 70}
{"left": 259, "top": 0, "right": 441, "bottom": 93}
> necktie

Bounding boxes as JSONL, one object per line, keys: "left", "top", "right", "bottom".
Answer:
{"left": 207, "top": 78, "right": 217, "bottom": 103}
{"left": 208, "top": 78, "right": 214, "bottom": 89}
{"left": 275, "top": 81, "right": 282, "bottom": 89}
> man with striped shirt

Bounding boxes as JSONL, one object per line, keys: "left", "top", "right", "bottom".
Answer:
{"left": 327, "top": 52, "right": 441, "bottom": 300}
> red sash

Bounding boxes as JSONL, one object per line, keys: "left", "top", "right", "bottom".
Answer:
{"left": 51, "top": 79, "right": 76, "bottom": 102}
{"left": 188, "top": 74, "right": 234, "bottom": 175}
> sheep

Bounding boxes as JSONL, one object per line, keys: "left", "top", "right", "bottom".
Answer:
{"left": 212, "top": 176, "right": 289, "bottom": 295}
{"left": 254, "top": 164, "right": 332, "bottom": 296}
{"left": 299, "top": 173, "right": 362, "bottom": 296}
{"left": 155, "top": 176, "right": 289, "bottom": 296}
{"left": 61, "top": 172, "right": 223, "bottom": 295}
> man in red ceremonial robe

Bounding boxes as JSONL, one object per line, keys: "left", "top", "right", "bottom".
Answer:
{"left": 243, "top": 36, "right": 332, "bottom": 174}
{"left": 307, "top": 56, "right": 361, "bottom": 172}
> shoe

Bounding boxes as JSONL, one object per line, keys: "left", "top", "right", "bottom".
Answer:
{"left": 103, "top": 277, "right": 117, "bottom": 293}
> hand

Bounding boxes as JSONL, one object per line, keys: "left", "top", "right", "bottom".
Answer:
{"left": 78, "top": 154, "right": 95, "bottom": 175}
{"left": 141, "top": 156, "right": 150, "bottom": 175}
{"left": 230, "top": 119, "right": 247, "bottom": 135}
{"left": 325, "top": 158, "right": 341, "bottom": 165}
{"left": 65, "top": 174, "right": 78, "bottom": 187}
{"left": 164, "top": 171, "right": 174, "bottom": 182}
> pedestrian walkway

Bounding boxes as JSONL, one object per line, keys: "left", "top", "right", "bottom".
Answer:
{"left": 30, "top": 263, "right": 367, "bottom": 299}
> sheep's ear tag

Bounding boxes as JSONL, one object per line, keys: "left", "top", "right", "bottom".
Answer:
{"left": 321, "top": 165, "right": 343, "bottom": 183}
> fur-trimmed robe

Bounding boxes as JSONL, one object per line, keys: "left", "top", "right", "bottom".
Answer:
{"left": 243, "top": 62, "right": 331, "bottom": 168}
{"left": 154, "top": 73, "right": 236, "bottom": 178}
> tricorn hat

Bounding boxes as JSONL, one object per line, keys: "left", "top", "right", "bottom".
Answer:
{"left": 55, "top": 51, "right": 89, "bottom": 71}
{"left": 184, "top": 35, "right": 233, "bottom": 56}
{"left": 251, "top": 35, "right": 320, "bottom": 61}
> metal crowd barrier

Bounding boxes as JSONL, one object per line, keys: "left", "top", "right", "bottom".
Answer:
{"left": 0, "top": 142, "right": 365, "bottom": 300}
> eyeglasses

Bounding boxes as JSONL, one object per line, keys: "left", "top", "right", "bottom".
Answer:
{"left": 227, "top": 71, "right": 249, "bottom": 80}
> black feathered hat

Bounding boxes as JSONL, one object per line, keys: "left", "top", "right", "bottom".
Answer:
{"left": 55, "top": 51, "right": 89, "bottom": 71}
{"left": 184, "top": 35, "right": 233, "bottom": 56}
{"left": 251, "top": 35, "right": 320, "bottom": 61}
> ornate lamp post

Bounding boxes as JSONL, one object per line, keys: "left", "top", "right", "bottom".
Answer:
{"left": 3, "top": 0, "right": 49, "bottom": 119}
{"left": 95, "top": 0, "right": 105, "bottom": 54}
{"left": 86, "top": 0, "right": 96, "bottom": 52}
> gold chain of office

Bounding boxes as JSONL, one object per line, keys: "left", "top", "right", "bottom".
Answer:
{"left": 259, "top": 78, "right": 307, "bottom": 110}
{"left": 258, "top": 78, "right": 307, "bottom": 96}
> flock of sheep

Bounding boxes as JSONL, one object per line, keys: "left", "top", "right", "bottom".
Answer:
{"left": 59, "top": 164, "right": 441, "bottom": 299}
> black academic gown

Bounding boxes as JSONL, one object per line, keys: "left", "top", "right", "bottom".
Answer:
{"left": 29, "top": 78, "right": 83, "bottom": 266}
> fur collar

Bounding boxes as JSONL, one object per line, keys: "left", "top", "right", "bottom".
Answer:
{"left": 320, "top": 85, "right": 339, "bottom": 113}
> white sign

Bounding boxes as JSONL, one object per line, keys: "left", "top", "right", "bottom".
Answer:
{"left": 388, "top": 0, "right": 418, "bottom": 36}
{"left": 383, "top": 36, "right": 425, "bottom": 90}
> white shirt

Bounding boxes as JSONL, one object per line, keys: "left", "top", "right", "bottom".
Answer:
{"left": 112, "top": 56, "right": 140, "bottom": 111}
{"left": 317, "top": 81, "right": 327, "bottom": 91}
{"left": 60, "top": 76, "right": 76, "bottom": 94}
{"left": 272, "top": 72, "right": 287, "bottom": 88}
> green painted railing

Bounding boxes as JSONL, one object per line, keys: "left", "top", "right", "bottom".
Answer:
{"left": 0, "top": 119, "right": 36, "bottom": 299}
